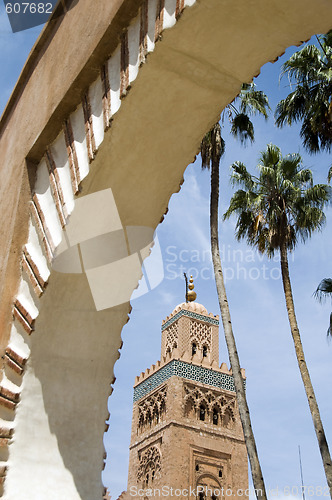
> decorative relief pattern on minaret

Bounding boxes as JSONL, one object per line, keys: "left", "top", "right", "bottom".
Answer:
{"left": 190, "top": 320, "right": 212, "bottom": 350}
{"left": 137, "top": 446, "right": 161, "bottom": 486}
{"left": 183, "top": 383, "right": 236, "bottom": 429}
{"left": 165, "top": 323, "right": 178, "bottom": 353}
{"left": 137, "top": 386, "right": 167, "bottom": 434}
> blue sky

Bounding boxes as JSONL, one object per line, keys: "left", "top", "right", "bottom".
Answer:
{"left": 1, "top": 11, "right": 331, "bottom": 500}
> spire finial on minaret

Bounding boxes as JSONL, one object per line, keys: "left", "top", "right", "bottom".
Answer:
{"left": 184, "top": 273, "right": 188, "bottom": 302}
{"left": 187, "top": 275, "right": 197, "bottom": 302}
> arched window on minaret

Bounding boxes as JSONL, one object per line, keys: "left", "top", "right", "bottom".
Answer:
{"left": 138, "top": 447, "right": 161, "bottom": 488}
{"left": 223, "top": 408, "right": 234, "bottom": 429}
{"left": 184, "top": 397, "right": 195, "bottom": 418}
{"left": 212, "top": 407, "right": 220, "bottom": 425}
{"left": 160, "top": 399, "right": 166, "bottom": 420}
{"left": 153, "top": 405, "right": 159, "bottom": 424}
{"left": 138, "top": 413, "right": 144, "bottom": 434}
{"left": 143, "top": 463, "right": 158, "bottom": 487}
{"left": 202, "top": 345, "right": 208, "bottom": 357}
{"left": 147, "top": 410, "right": 152, "bottom": 427}
{"left": 199, "top": 404, "right": 206, "bottom": 421}
{"left": 192, "top": 342, "right": 197, "bottom": 356}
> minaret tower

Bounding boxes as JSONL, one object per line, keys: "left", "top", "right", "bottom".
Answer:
{"left": 123, "top": 279, "right": 248, "bottom": 499}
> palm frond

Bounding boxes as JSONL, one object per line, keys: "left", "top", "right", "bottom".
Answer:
{"left": 275, "top": 88, "right": 308, "bottom": 127}
{"left": 280, "top": 154, "right": 303, "bottom": 181}
{"left": 314, "top": 276, "right": 332, "bottom": 338}
{"left": 230, "top": 114, "right": 254, "bottom": 144}
{"left": 201, "top": 83, "right": 269, "bottom": 169}
{"left": 296, "top": 168, "right": 313, "bottom": 185}
{"left": 314, "top": 278, "right": 332, "bottom": 302}
{"left": 226, "top": 144, "right": 330, "bottom": 259}
{"left": 281, "top": 45, "right": 323, "bottom": 84}
{"left": 321, "top": 29, "right": 332, "bottom": 50}
{"left": 238, "top": 83, "right": 270, "bottom": 118}
{"left": 224, "top": 189, "right": 258, "bottom": 220}
{"left": 229, "top": 162, "right": 255, "bottom": 190}
{"left": 275, "top": 31, "right": 332, "bottom": 154}
{"left": 295, "top": 206, "right": 326, "bottom": 241}
{"left": 300, "top": 117, "right": 321, "bottom": 153}
{"left": 259, "top": 144, "right": 281, "bottom": 169}
{"left": 328, "top": 166, "right": 332, "bottom": 183}
{"left": 302, "top": 184, "right": 331, "bottom": 206}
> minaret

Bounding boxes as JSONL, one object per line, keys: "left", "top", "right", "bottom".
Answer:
{"left": 123, "top": 279, "right": 248, "bottom": 499}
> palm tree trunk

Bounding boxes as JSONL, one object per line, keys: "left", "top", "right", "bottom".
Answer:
{"left": 280, "top": 243, "right": 332, "bottom": 497}
{"left": 210, "top": 157, "right": 267, "bottom": 500}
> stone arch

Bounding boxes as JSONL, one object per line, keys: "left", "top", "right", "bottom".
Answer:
{"left": 190, "top": 320, "right": 212, "bottom": 352}
{"left": 152, "top": 404, "right": 160, "bottom": 424}
{"left": 146, "top": 408, "right": 153, "bottom": 426}
{"left": 199, "top": 401, "right": 208, "bottom": 422}
{"left": 222, "top": 407, "right": 235, "bottom": 429}
{"left": 184, "top": 395, "right": 196, "bottom": 418}
{"left": 165, "top": 323, "right": 178, "bottom": 355}
{"left": 138, "top": 412, "right": 145, "bottom": 434}
{"left": 0, "top": 0, "right": 331, "bottom": 497}
{"left": 196, "top": 473, "right": 222, "bottom": 499}
{"left": 137, "top": 446, "right": 161, "bottom": 487}
{"left": 159, "top": 398, "right": 166, "bottom": 420}
{"left": 212, "top": 404, "right": 221, "bottom": 426}
{"left": 206, "top": 390, "right": 216, "bottom": 405}
{"left": 137, "top": 385, "right": 167, "bottom": 433}
{"left": 199, "top": 396, "right": 210, "bottom": 409}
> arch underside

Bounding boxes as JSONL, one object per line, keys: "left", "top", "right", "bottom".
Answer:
{"left": 0, "top": 0, "right": 332, "bottom": 498}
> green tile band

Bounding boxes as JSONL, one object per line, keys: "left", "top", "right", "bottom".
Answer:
{"left": 133, "top": 359, "right": 235, "bottom": 402}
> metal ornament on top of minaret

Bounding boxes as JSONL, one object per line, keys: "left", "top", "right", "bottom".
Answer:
{"left": 187, "top": 275, "right": 197, "bottom": 302}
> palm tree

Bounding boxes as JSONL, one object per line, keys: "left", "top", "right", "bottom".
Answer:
{"left": 200, "top": 83, "right": 270, "bottom": 500}
{"left": 275, "top": 30, "right": 332, "bottom": 178}
{"left": 315, "top": 278, "right": 332, "bottom": 336}
{"left": 224, "top": 143, "right": 332, "bottom": 496}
